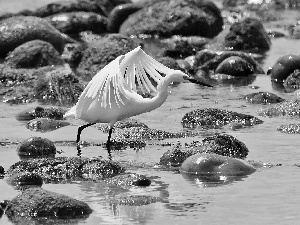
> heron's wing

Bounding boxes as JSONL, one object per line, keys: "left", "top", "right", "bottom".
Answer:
{"left": 75, "top": 55, "right": 127, "bottom": 117}
{"left": 120, "top": 46, "right": 174, "bottom": 95}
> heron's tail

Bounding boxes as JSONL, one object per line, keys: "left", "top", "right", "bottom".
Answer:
{"left": 64, "top": 105, "right": 76, "bottom": 119}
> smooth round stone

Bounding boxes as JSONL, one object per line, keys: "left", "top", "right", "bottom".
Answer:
{"left": 16, "top": 137, "right": 56, "bottom": 158}
{"left": 181, "top": 153, "right": 256, "bottom": 176}
{"left": 6, "top": 172, "right": 43, "bottom": 189}
{"left": 215, "top": 56, "right": 255, "bottom": 76}
{"left": 270, "top": 54, "right": 300, "bottom": 81}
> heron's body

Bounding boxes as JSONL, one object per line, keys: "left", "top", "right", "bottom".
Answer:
{"left": 64, "top": 46, "right": 211, "bottom": 157}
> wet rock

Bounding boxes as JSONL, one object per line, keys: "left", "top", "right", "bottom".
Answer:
{"left": 0, "top": 200, "right": 8, "bottom": 218}
{"left": 31, "top": 0, "right": 106, "bottom": 17}
{"left": 182, "top": 108, "right": 263, "bottom": 129}
{"left": 0, "top": 166, "right": 4, "bottom": 177}
{"left": 34, "top": 65, "right": 84, "bottom": 106}
{"left": 157, "top": 57, "right": 182, "bottom": 71}
{"left": 108, "top": 3, "right": 143, "bottom": 33}
{"left": 215, "top": 56, "right": 256, "bottom": 76}
{"left": 120, "top": 0, "right": 223, "bottom": 38}
{"left": 16, "top": 106, "right": 68, "bottom": 121}
{"left": 16, "top": 137, "right": 56, "bottom": 159}
{"left": 46, "top": 12, "right": 108, "bottom": 35}
{"left": 161, "top": 35, "right": 208, "bottom": 58}
{"left": 258, "top": 99, "right": 300, "bottom": 117}
{"left": 278, "top": 124, "right": 300, "bottom": 134}
{"left": 6, "top": 172, "right": 43, "bottom": 190}
{"left": 98, "top": 118, "right": 149, "bottom": 133}
{"left": 284, "top": 69, "right": 300, "bottom": 91}
{"left": 269, "top": 54, "right": 300, "bottom": 82}
{"left": 5, "top": 188, "right": 92, "bottom": 223}
{"left": 7, "top": 157, "right": 125, "bottom": 183}
{"left": 224, "top": 17, "right": 271, "bottom": 52}
{"left": 62, "top": 43, "right": 86, "bottom": 68}
{"left": 26, "top": 118, "right": 70, "bottom": 132}
{"left": 0, "top": 16, "right": 68, "bottom": 57}
{"left": 159, "top": 133, "right": 249, "bottom": 167}
{"left": 97, "top": 0, "right": 133, "bottom": 16}
{"left": 4, "top": 40, "right": 64, "bottom": 69}
{"left": 111, "top": 195, "right": 161, "bottom": 206}
{"left": 288, "top": 21, "right": 300, "bottom": 39}
{"left": 76, "top": 33, "right": 140, "bottom": 79}
{"left": 194, "top": 49, "right": 265, "bottom": 75}
{"left": 243, "top": 92, "right": 285, "bottom": 104}
{"left": 105, "top": 173, "right": 151, "bottom": 187}
{"left": 181, "top": 153, "right": 256, "bottom": 176}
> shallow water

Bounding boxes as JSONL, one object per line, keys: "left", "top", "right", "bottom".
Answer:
{"left": 1, "top": 1, "right": 300, "bottom": 225}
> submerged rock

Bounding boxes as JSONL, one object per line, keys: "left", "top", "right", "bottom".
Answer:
{"left": 4, "top": 40, "right": 64, "bottom": 69}
{"left": 0, "top": 16, "right": 68, "bottom": 57}
{"left": 243, "top": 92, "right": 285, "bottom": 104}
{"left": 181, "top": 108, "right": 263, "bottom": 128}
{"left": 16, "top": 106, "right": 68, "bottom": 121}
{"left": 46, "top": 12, "right": 108, "bottom": 34}
{"left": 278, "top": 124, "right": 300, "bottom": 134}
{"left": 5, "top": 188, "right": 92, "bottom": 223}
{"left": 120, "top": 0, "right": 223, "bottom": 38}
{"left": 105, "top": 173, "right": 151, "bottom": 187}
{"left": 110, "top": 195, "right": 161, "bottom": 206}
{"left": 26, "top": 118, "right": 70, "bottom": 132}
{"left": 7, "top": 157, "right": 125, "bottom": 183}
{"left": 258, "top": 99, "right": 300, "bottom": 117}
{"left": 181, "top": 153, "right": 256, "bottom": 176}
{"left": 16, "top": 137, "right": 56, "bottom": 159}
{"left": 224, "top": 17, "right": 271, "bottom": 52}
{"left": 6, "top": 172, "right": 43, "bottom": 190}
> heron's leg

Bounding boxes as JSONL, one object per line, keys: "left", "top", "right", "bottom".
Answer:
{"left": 76, "top": 123, "right": 96, "bottom": 156}
{"left": 106, "top": 126, "right": 113, "bottom": 159}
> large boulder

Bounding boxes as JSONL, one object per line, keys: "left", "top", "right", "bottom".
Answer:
{"left": 5, "top": 188, "right": 92, "bottom": 223}
{"left": 119, "top": 0, "right": 223, "bottom": 38}
{"left": 0, "top": 16, "right": 69, "bottom": 57}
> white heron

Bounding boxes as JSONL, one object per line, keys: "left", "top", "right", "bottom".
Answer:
{"left": 64, "top": 46, "right": 212, "bottom": 157}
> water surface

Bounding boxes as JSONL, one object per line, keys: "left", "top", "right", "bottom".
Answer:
{"left": 1, "top": 1, "right": 300, "bottom": 224}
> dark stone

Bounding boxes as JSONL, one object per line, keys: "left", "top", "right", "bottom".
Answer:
{"left": 4, "top": 40, "right": 64, "bottom": 69}
{"left": 159, "top": 133, "right": 249, "bottom": 167}
{"left": 108, "top": 3, "right": 143, "bottom": 33}
{"left": 46, "top": 12, "right": 108, "bottom": 34}
{"left": 243, "top": 92, "right": 285, "bottom": 104}
{"left": 16, "top": 106, "right": 68, "bottom": 121}
{"left": 5, "top": 188, "right": 92, "bottom": 223}
{"left": 31, "top": 0, "right": 106, "bottom": 17}
{"left": 95, "top": 0, "right": 132, "bottom": 16}
{"left": 6, "top": 172, "right": 43, "bottom": 190}
{"left": 181, "top": 153, "right": 256, "bottom": 176}
{"left": 270, "top": 54, "right": 300, "bottom": 82}
{"left": 289, "top": 22, "right": 300, "bottom": 39}
{"left": 120, "top": 0, "right": 223, "bottom": 38}
{"left": 224, "top": 17, "right": 271, "bottom": 52}
{"left": 16, "top": 137, "right": 56, "bottom": 159}
{"left": 157, "top": 57, "right": 181, "bottom": 70}
{"left": 33, "top": 66, "right": 84, "bottom": 106}
{"left": 0, "top": 166, "right": 4, "bottom": 176}
{"left": 76, "top": 33, "right": 140, "bottom": 80}
{"left": 182, "top": 108, "right": 263, "bottom": 129}
{"left": 161, "top": 35, "right": 208, "bottom": 58}
{"left": 7, "top": 157, "right": 125, "bottom": 183}
{"left": 26, "top": 118, "right": 70, "bottom": 133}
{"left": 215, "top": 56, "right": 255, "bottom": 76}
{"left": 0, "top": 16, "right": 68, "bottom": 57}
{"left": 194, "top": 49, "right": 265, "bottom": 74}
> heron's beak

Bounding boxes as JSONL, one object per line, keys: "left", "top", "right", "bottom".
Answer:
{"left": 184, "top": 76, "right": 213, "bottom": 87}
